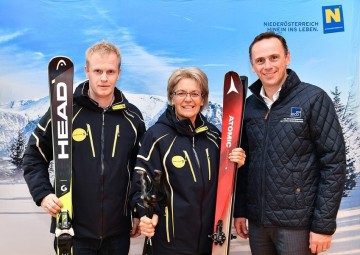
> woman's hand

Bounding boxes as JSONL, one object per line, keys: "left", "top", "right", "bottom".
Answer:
{"left": 139, "top": 214, "right": 158, "bottom": 237}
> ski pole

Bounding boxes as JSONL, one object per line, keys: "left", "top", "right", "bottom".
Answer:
{"left": 138, "top": 170, "right": 163, "bottom": 255}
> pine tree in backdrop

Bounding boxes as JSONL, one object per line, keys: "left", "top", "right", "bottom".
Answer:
{"left": 331, "top": 86, "right": 360, "bottom": 196}
{"left": 8, "top": 129, "right": 26, "bottom": 167}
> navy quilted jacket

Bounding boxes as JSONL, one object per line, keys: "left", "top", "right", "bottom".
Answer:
{"left": 234, "top": 69, "right": 346, "bottom": 235}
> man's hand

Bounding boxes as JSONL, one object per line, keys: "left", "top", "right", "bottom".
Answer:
{"left": 139, "top": 214, "right": 158, "bottom": 237}
{"left": 130, "top": 218, "right": 141, "bottom": 238}
{"left": 228, "top": 148, "right": 246, "bottom": 167}
{"left": 234, "top": 217, "right": 249, "bottom": 239}
{"left": 40, "top": 193, "right": 63, "bottom": 217}
{"left": 309, "top": 231, "right": 332, "bottom": 254}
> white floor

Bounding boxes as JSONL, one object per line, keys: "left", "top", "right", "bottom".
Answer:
{"left": 1, "top": 184, "right": 359, "bottom": 255}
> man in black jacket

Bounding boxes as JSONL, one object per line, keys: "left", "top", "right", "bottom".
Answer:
{"left": 233, "top": 32, "right": 346, "bottom": 255}
{"left": 23, "top": 41, "right": 146, "bottom": 254}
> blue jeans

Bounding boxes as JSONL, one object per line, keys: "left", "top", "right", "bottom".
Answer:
{"left": 54, "top": 234, "right": 130, "bottom": 255}
{"left": 248, "top": 221, "right": 316, "bottom": 255}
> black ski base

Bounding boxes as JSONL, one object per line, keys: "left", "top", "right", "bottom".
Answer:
{"left": 57, "top": 234, "right": 73, "bottom": 255}
{"left": 209, "top": 220, "right": 226, "bottom": 245}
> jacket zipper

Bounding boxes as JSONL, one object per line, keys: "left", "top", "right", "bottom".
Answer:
{"left": 191, "top": 133, "right": 205, "bottom": 253}
{"left": 253, "top": 92, "right": 272, "bottom": 224}
{"left": 264, "top": 109, "right": 270, "bottom": 120}
{"left": 261, "top": 107, "right": 271, "bottom": 224}
{"left": 99, "top": 111, "right": 105, "bottom": 239}
{"left": 192, "top": 136, "right": 201, "bottom": 169}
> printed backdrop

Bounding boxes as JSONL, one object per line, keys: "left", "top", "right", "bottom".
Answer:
{"left": 0, "top": 1, "right": 359, "bottom": 254}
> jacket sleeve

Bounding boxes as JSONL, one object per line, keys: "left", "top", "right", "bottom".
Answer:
{"left": 22, "top": 108, "right": 55, "bottom": 206}
{"left": 129, "top": 113, "right": 146, "bottom": 180}
{"left": 130, "top": 128, "right": 166, "bottom": 218}
{"left": 128, "top": 115, "right": 146, "bottom": 218}
{"left": 310, "top": 91, "right": 346, "bottom": 235}
{"left": 233, "top": 123, "right": 249, "bottom": 218}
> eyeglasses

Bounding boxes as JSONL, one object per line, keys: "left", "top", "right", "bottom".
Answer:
{"left": 172, "top": 90, "right": 203, "bottom": 99}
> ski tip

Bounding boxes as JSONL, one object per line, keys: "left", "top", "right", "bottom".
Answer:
{"left": 48, "top": 56, "right": 74, "bottom": 79}
{"left": 48, "top": 56, "right": 74, "bottom": 89}
{"left": 224, "top": 72, "right": 249, "bottom": 89}
{"left": 240, "top": 76, "right": 248, "bottom": 89}
{"left": 49, "top": 55, "right": 73, "bottom": 62}
{"left": 224, "top": 71, "right": 241, "bottom": 87}
{"left": 225, "top": 70, "right": 239, "bottom": 76}
{"left": 225, "top": 71, "right": 242, "bottom": 85}
{"left": 48, "top": 56, "right": 74, "bottom": 69}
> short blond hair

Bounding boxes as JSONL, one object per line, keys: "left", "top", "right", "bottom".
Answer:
{"left": 85, "top": 41, "right": 121, "bottom": 69}
{"left": 167, "top": 67, "right": 209, "bottom": 111}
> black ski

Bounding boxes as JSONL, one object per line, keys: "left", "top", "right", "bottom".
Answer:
{"left": 48, "top": 56, "right": 74, "bottom": 255}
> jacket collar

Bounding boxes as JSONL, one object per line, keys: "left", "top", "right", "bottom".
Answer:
{"left": 159, "top": 105, "right": 210, "bottom": 137}
{"left": 74, "top": 80, "right": 129, "bottom": 111}
{"left": 249, "top": 69, "right": 301, "bottom": 102}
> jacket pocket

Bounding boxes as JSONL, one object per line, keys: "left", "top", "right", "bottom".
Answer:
{"left": 86, "top": 124, "right": 95, "bottom": 157}
{"left": 205, "top": 148, "right": 211, "bottom": 181}
{"left": 112, "top": 124, "right": 120, "bottom": 157}
{"left": 275, "top": 168, "right": 304, "bottom": 209}
{"left": 183, "top": 151, "right": 197, "bottom": 182}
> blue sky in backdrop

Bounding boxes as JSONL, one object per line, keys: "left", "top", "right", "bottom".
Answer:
{"left": 0, "top": 0, "right": 359, "bottom": 104}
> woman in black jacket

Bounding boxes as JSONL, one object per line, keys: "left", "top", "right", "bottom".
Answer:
{"left": 131, "top": 67, "right": 246, "bottom": 255}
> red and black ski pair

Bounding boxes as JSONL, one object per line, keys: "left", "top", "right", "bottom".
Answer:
{"left": 209, "top": 71, "right": 247, "bottom": 255}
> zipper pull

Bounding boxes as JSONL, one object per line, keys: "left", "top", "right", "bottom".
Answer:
{"left": 264, "top": 109, "right": 270, "bottom": 120}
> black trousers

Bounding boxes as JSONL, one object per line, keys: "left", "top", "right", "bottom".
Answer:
{"left": 248, "top": 221, "right": 316, "bottom": 255}
{"left": 54, "top": 234, "right": 130, "bottom": 255}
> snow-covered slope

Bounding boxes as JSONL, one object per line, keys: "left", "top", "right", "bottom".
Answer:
{"left": 0, "top": 93, "right": 223, "bottom": 156}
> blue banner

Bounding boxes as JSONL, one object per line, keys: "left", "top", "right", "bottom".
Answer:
{"left": 0, "top": 1, "right": 359, "bottom": 254}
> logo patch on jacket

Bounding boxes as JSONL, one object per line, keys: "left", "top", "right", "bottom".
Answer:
{"left": 72, "top": 128, "right": 87, "bottom": 142}
{"left": 280, "top": 107, "right": 304, "bottom": 123}
{"left": 195, "top": 126, "right": 208, "bottom": 133}
{"left": 290, "top": 107, "right": 302, "bottom": 118}
{"left": 172, "top": 155, "right": 186, "bottom": 168}
{"left": 112, "top": 104, "right": 126, "bottom": 110}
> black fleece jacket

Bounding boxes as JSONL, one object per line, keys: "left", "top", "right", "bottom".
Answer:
{"left": 131, "top": 106, "right": 221, "bottom": 254}
{"left": 23, "top": 81, "right": 146, "bottom": 239}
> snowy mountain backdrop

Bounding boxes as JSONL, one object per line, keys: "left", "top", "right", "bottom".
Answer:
{"left": 0, "top": 92, "right": 223, "bottom": 157}
{"left": 1, "top": 90, "right": 360, "bottom": 197}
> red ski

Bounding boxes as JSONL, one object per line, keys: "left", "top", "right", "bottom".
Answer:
{"left": 209, "top": 71, "right": 247, "bottom": 255}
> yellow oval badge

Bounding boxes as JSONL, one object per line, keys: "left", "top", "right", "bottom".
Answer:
{"left": 72, "top": 128, "right": 87, "bottom": 142}
{"left": 172, "top": 155, "right": 185, "bottom": 168}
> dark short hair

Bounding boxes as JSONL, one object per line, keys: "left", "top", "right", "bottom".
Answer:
{"left": 249, "top": 32, "right": 289, "bottom": 62}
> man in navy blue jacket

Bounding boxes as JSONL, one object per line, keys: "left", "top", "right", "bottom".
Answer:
{"left": 234, "top": 32, "right": 346, "bottom": 255}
